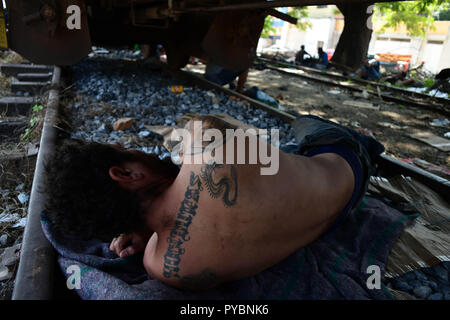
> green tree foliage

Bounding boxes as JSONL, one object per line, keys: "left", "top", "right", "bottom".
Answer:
{"left": 261, "top": 7, "right": 310, "bottom": 38}
{"left": 287, "top": 6, "right": 312, "bottom": 31}
{"left": 374, "top": 0, "right": 450, "bottom": 37}
{"left": 261, "top": 16, "right": 276, "bottom": 38}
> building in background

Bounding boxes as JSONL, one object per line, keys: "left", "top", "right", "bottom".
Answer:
{"left": 258, "top": 5, "right": 450, "bottom": 74}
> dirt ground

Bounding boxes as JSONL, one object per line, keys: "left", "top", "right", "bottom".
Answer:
{"left": 186, "top": 64, "right": 450, "bottom": 176}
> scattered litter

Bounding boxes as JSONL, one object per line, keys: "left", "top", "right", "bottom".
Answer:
{"left": 171, "top": 85, "right": 184, "bottom": 93}
{"left": 15, "top": 184, "right": 24, "bottom": 191}
{"left": 430, "top": 118, "right": 450, "bottom": 128}
{"left": 0, "top": 213, "right": 20, "bottom": 224}
{"left": 205, "top": 92, "right": 221, "bottom": 104}
{"left": 0, "top": 234, "right": 7, "bottom": 246}
{"left": 0, "top": 244, "right": 21, "bottom": 267}
{"left": 362, "top": 90, "right": 369, "bottom": 99}
{"left": 138, "top": 130, "right": 151, "bottom": 138}
{"left": 445, "top": 132, "right": 450, "bottom": 139}
{"left": 0, "top": 190, "right": 10, "bottom": 198}
{"left": 26, "top": 143, "right": 39, "bottom": 156}
{"left": 247, "top": 86, "right": 280, "bottom": 109}
{"left": 377, "top": 122, "right": 408, "bottom": 130}
{"left": 0, "top": 266, "right": 11, "bottom": 282}
{"left": 17, "top": 192, "right": 29, "bottom": 205}
{"left": 402, "top": 158, "right": 450, "bottom": 179}
{"left": 92, "top": 47, "right": 110, "bottom": 54}
{"left": 327, "top": 90, "right": 340, "bottom": 95}
{"left": 350, "top": 121, "right": 361, "bottom": 128}
{"left": 406, "top": 87, "right": 449, "bottom": 99}
{"left": 409, "top": 132, "right": 450, "bottom": 152}
{"left": 12, "top": 218, "right": 27, "bottom": 228}
{"left": 343, "top": 100, "right": 380, "bottom": 110}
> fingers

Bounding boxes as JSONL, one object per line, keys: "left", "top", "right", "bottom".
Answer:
{"left": 109, "top": 234, "right": 131, "bottom": 256}
{"left": 109, "top": 237, "right": 117, "bottom": 252}
{"left": 119, "top": 246, "right": 137, "bottom": 258}
{"left": 109, "top": 232, "right": 148, "bottom": 258}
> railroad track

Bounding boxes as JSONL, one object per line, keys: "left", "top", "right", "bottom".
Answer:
{"left": 256, "top": 57, "right": 450, "bottom": 117}
{"left": 8, "top": 55, "right": 449, "bottom": 300}
{"left": 0, "top": 63, "right": 61, "bottom": 300}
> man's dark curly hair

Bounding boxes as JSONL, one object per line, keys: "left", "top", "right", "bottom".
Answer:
{"left": 44, "top": 139, "right": 179, "bottom": 241}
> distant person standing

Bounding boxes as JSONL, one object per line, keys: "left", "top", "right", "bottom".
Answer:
{"left": 315, "top": 47, "right": 329, "bottom": 70}
{"left": 295, "top": 45, "right": 311, "bottom": 65}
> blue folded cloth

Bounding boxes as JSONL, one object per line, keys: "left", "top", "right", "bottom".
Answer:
{"left": 41, "top": 194, "right": 418, "bottom": 300}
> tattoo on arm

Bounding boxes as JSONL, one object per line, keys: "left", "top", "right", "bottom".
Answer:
{"left": 179, "top": 268, "right": 219, "bottom": 291}
{"left": 200, "top": 163, "right": 238, "bottom": 207}
{"left": 163, "top": 172, "right": 202, "bottom": 279}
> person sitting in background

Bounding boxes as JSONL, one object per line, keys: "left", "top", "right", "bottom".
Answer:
{"left": 315, "top": 47, "right": 329, "bottom": 70}
{"left": 295, "top": 45, "right": 311, "bottom": 65}
{"left": 358, "top": 58, "right": 381, "bottom": 81}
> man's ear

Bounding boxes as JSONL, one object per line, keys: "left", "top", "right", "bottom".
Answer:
{"left": 109, "top": 166, "right": 142, "bottom": 182}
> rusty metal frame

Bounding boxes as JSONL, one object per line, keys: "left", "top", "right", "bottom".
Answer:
{"left": 130, "top": 0, "right": 170, "bottom": 28}
{"left": 175, "top": 0, "right": 411, "bottom": 13}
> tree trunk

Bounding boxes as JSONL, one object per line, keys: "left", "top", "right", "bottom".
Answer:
{"left": 331, "top": 3, "right": 374, "bottom": 71}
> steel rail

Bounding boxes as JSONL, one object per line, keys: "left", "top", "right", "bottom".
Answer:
{"left": 259, "top": 63, "right": 450, "bottom": 117}
{"left": 12, "top": 66, "right": 61, "bottom": 300}
{"left": 257, "top": 57, "right": 450, "bottom": 106}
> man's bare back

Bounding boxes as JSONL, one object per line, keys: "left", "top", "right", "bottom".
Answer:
{"left": 141, "top": 118, "right": 355, "bottom": 290}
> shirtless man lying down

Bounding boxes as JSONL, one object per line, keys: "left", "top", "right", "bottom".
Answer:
{"left": 45, "top": 115, "right": 384, "bottom": 291}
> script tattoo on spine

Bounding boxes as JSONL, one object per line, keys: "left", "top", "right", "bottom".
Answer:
{"left": 163, "top": 172, "right": 202, "bottom": 278}
{"left": 200, "top": 163, "right": 238, "bottom": 207}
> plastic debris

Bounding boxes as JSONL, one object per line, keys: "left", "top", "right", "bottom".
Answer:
{"left": 171, "top": 85, "right": 184, "bottom": 93}
{"left": 362, "top": 90, "right": 369, "bottom": 99}
{"left": 17, "top": 192, "right": 29, "bottom": 204}
{"left": 138, "top": 130, "right": 151, "bottom": 138}
{"left": 0, "top": 213, "right": 20, "bottom": 224}
{"left": 12, "top": 217, "right": 27, "bottom": 228}
{"left": 0, "top": 266, "right": 11, "bottom": 282}
{"left": 246, "top": 86, "right": 280, "bottom": 109}
{"left": 377, "top": 122, "right": 407, "bottom": 130}
{"left": 0, "top": 234, "right": 7, "bottom": 246}
{"left": 430, "top": 118, "right": 449, "bottom": 128}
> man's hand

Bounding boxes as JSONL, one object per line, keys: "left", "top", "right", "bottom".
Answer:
{"left": 109, "top": 231, "right": 152, "bottom": 258}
